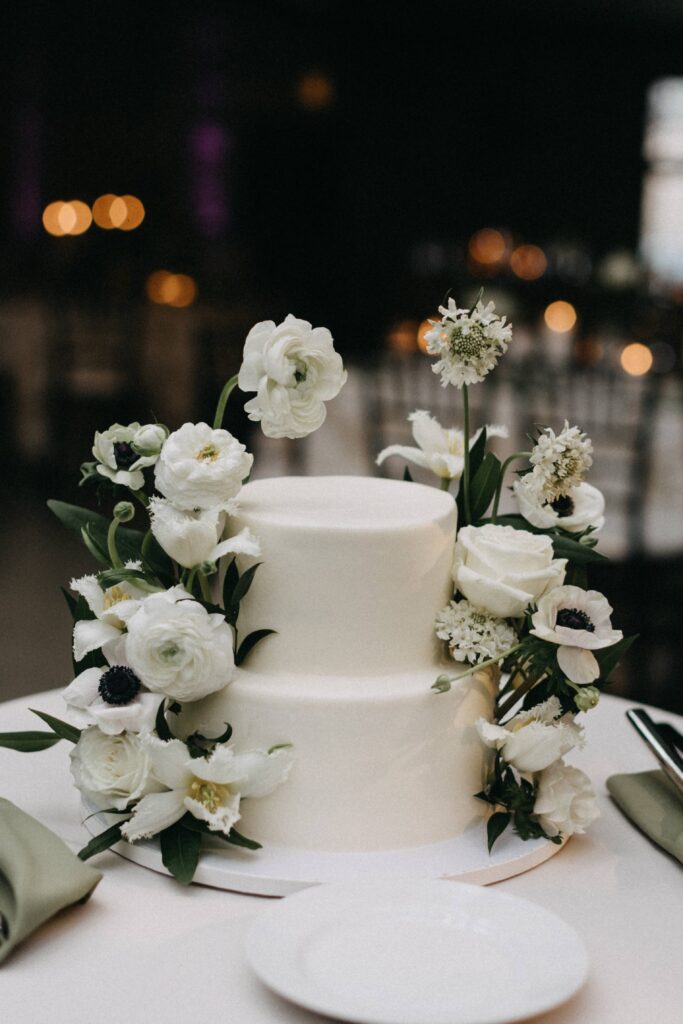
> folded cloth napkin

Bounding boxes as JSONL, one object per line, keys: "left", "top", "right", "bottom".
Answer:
{"left": 606, "top": 770, "right": 683, "bottom": 865}
{"left": 0, "top": 798, "right": 102, "bottom": 965}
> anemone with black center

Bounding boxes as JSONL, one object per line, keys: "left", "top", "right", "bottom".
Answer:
{"left": 98, "top": 666, "right": 142, "bottom": 705}
{"left": 549, "top": 494, "right": 575, "bottom": 518}
{"left": 555, "top": 607, "right": 595, "bottom": 632}
{"left": 113, "top": 441, "right": 137, "bottom": 469}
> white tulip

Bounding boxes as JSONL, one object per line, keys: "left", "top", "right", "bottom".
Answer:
{"left": 148, "top": 497, "right": 261, "bottom": 569}
{"left": 70, "top": 570, "right": 148, "bottom": 662}
{"left": 533, "top": 760, "right": 600, "bottom": 838}
{"left": 477, "top": 696, "right": 583, "bottom": 773}
{"left": 70, "top": 727, "right": 161, "bottom": 811}
{"left": 154, "top": 422, "right": 253, "bottom": 512}
{"left": 377, "top": 410, "right": 508, "bottom": 481}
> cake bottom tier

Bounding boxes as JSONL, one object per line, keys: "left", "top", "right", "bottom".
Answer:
{"left": 182, "top": 666, "right": 496, "bottom": 853}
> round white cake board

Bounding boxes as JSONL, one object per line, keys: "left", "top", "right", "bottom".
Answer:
{"left": 83, "top": 804, "right": 565, "bottom": 896}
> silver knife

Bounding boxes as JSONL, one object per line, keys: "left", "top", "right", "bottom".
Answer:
{"left": 626, "top": 708, "right": 683, "bottom": 797}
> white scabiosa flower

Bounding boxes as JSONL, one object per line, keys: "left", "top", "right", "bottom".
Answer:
{"left": 477, "top": 696, "right": 584, "bottom": 774}
{"left": 148, "top": 497, "right": 260, "bottom": 570}
{"left": 121, "top": 737, "right": 293, "bottom": 841}
{"left": 513, "top": 476, "right": 605, "bottom": 534}
{"left": 530, "top": 585, "right": 623, "bottom": 684}
{"left": 238, "top": 314, "right": 347, "bottom": 439}
{"left": 435, "top": 599, "right": 517, "bottom": 665}
{"left": 154, "top": 422, "right": 253, "bottom": 512}
{"left": 424, "top": 296, "right": 512, "bottom": 388}
{"left": 453, "top": 524, "right": 566, "bottom": 619}
{"left": 532, "top": 759, "right": 600, "bottom": 838}
{"left": 70, "top": 727, "right": 162, "bottom": 811}
{"left": 70, "top": 571, "right": 149, "bottom": 662}
{"left": 528, "top": 421, "right": 593, "bottom": 501}
{"left": 63, "top": 665, "right": 158, "bottom": 735}
{"left": 123, "top": 591, "right": 235, "bottom": 702}
{"left": 92, "top": 422, "right": 161, "bottom": 490}
{"left": 377, "top": 410, "right": 508, "bottom": 481}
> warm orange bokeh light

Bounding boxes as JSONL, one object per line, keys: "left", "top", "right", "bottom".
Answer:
{"left": 510, "top": 244, "right": 547, "bottom": 280}
{"left": 620, "top": 343, "right": 653, "bottom": 376}
{"left": 468, "top": 228, "right": 507, "bottom": 265}
{"left": 387, "top": 319, "right": 418, "bottom": 353}
{"left": 544, "top": 300, "right": 577, "bottom": 333}
{"left": 43, "top": 201, "right": 66, "bottom": 236}
{"left": 43, "top": 200, "right": 92, "bottom": 236}
{"left": 119, "top": 195, "right": 145, "bottom": 230}
{"left": 92, "top": 194, "right": 145, "bottom": 230}
{"left": 146, "top": 271, "right": 197, "bottom": 308}
{"left": 109, "top": 197, "right": 128, "bottom": 228}
{"left": 67, "top": 200, "right": 92, "bottom": 235}
{"left": 417, "top": 317, "right": 437, "bottom": 353}
{"left": 297, "top": 71, "right": 335, "bottom": 110}
{"left": 92, "top": 194, "right": 118, "bottom": 229}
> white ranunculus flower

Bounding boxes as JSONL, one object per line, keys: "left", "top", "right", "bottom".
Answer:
{"left": 238, "top": 314, "right": 347, "bottom": 439}
{"left": 70, "top": 727, "right": 162, "bottom": 810}
{"left": 154, "top": 422, "right": 253, "bottom": 511}
{"left": 453, "top": 524, "right": 566, "bottom": 619}
{"left": 70, "top": 570, "right": 149, "bottom": 662}
{"left": 477, "top": 696, "right": 584, "bottom": 773}
{"left": 530, "top": 585, "right": 623, "bottom": 684}
{"left": 376, "top": 410, "right": 509, "bottom": 481}
{"left": 124, "top": 592, "right": 235, "bottom": 702}
{"left": 93, "top": 422, "right": 160, "bottom": 490}
{"left": 514, "top": 477, "right": 605, "bottom": 534}
{"left": 132, "top": 422, "right": 169, "bottom": 460}
{"left": 148, "top": 497, "right": 261, "bottom": 570}
{"left": 121, "top": 737, "right": 293, "bottom": 841}
{"left": 63, "top": 665, "right": 159, "bottom": 735}
{"left": 533, "top": 760, "right": 600, "bottom": 838}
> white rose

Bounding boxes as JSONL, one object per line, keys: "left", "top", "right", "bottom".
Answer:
{"left": 530, "top": 585, "right": 623, "bottom": 684}
{"left": 514, "top": 477, "right": 605, "bottom": 534}
{"left": 533, "top": 760, "right": 600, "bottom": 838}
{"left": 93, "top": 422, "right": 160, "bottom": 490}
{"left": 124, "top": 592, "right": 235, "bottom": 702}
{"left": 148, "top": 497, "right": 261, "bottom": 569}
{"left": 132, "top": 422, "right": 169, "bottom": 460}
{"left": 70, "top": 727, "right": 160, "bottom": 810}
{"left": 238, "top": 314, "right": 347, "bottom": 439}
{"left": 453, "top": 524, "right": 566, "bottom": 618}
{"left": 154, "top": 422, "right": 253, "bottom": 511}
{"left": 477, "top": 696, "right": 583, "bottom": 773}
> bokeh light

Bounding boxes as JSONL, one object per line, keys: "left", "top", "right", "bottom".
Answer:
{"left": 92, "top": 194, "right": 118, "bottom": 229}
{"left": 468, "top": 228, "right": 507, "bottom": 265}
{"left": 296, "top": 71, "right": 335, "bottom": 111}
{"left": 387, "top": 319, "right": 418, "bottom": 353}
{"left": 544, "top": 300, "right": 577, "bottom": 332}
{"left": 42, "top": 200, "right": 92, "bottom": 236}
{"left": 92, "top": 194, "right": 145, "bottom": 230}
{"left": 510, "top": 244, "right": 547, "bottom": 280}
{"left": 146, "top": 271, "right": 197, "bottom": 308}
{"left": 620, "top": 342, "right": 653, "bottom": 376}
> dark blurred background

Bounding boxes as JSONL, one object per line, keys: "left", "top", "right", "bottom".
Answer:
{"left": 2, "top": 1, "right": 683, "bottom": 710}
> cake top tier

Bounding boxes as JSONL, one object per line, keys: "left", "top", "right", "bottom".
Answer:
{"left": 237, "top": 475, "right": 455, "bottom": 531}
{"left": 232, "top": 475, "right": 456, "bottom": 676}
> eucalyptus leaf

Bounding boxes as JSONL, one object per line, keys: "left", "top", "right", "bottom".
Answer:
{"left": 160, "top": 821, "right": 202, "bottom": 884}
{"left": 470, "top": 451, "right": 502, "bottom": 522}
{"left": 30, "top": 709, "right": 81, "bottom": 744}
{"left": 487, "top": 811, "right": 511, "bottom": 852}
{"left": 0, "top": 730, "right": 63, "bottom": 752}
{"left": 78, "top": 822, "right": 125, "bottom": 861}
{"left": 235, "top": 629, "right": 277, "bottom": 666}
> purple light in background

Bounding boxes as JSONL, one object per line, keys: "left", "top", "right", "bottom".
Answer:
{"left": 12, "top": 107, "right": 43, "bottom": 239}
{"left": 190, "top": 121, "right": 232, "bottom": 239}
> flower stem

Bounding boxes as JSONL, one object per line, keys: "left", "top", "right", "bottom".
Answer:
{"left": 491, "top": 451, "right": 532, "bottom": 523}
{"left": 433, "top": 642, "right": 523, "bottom": 693}
{"left": 440, "top": 477, "right": 451, "bottom": 492}
{"left": 199, "top": 571, "right": 211, "bottom": 603}
{"left": 130, "top": 489, "right": 149, "bottom": 509}
{"left": 213, "top": 374, "right": 239, "bottom": 430}
{"left": 107, "top": 517, "right": 123, "bottom": 568}
{"left": 462, "top": 383, "right": 472, "bottom": 524}
{"left": 186, "top": 568, "right": 197, "bottom": 595}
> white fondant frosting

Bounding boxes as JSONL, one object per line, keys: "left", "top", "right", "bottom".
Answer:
{"left": 185, "top": 475, "right": 495, "bottom": 852}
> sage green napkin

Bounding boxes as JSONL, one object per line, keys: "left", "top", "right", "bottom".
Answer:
{"left": 0, "top": 798, "right": 102, "bottom": 965}
{"left": 606, "top": 770, "right": 683, "bottom": 865}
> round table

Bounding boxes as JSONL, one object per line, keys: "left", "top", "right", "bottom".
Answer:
{"left": 1, "top": 689, "right": 681, "bottom": 1023}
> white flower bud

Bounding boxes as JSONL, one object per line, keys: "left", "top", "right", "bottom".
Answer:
{"left": 132, "top": 422, "right": 169, "bottom": 458}
{"left": 574, "top": 685, "right": 600, "bottom": 712}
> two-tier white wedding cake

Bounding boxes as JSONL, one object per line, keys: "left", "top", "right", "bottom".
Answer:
{"left": 186, "top": 475, "right": 495, "bottom": 852}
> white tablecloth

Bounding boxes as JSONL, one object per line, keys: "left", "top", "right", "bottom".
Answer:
{"left": 1, "top": 690, "right": 681, "bottom": 1023}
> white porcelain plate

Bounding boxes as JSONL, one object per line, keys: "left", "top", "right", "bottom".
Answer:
{"left": 245, "top": 879, "right": 588, "bottom": 1024}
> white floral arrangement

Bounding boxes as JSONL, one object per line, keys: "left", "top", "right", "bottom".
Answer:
{"left": 378, "top": 290, "right": 633, "bottom": 850}
{"left": 0, "top": 314, "right": 347, "bottom": 883}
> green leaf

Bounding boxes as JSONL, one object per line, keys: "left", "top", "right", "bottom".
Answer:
{"left": 78, "top": 822, "right": 125, "bottom": 861}
{"left": 179, "top": 815, "right": 262, "bottom": 850}
{"left": 595, "top": 635, "right": 637, "bottom": 681}
{"left": 223, "top": 558, "right": 240, "bottom": 612}
{"left": 48, "top": 500, "right": 159, "bottom": 570}
{"left": 30, "top": 709, "right": 81, "bottom": 744}
{"left": 97, "top": 567, "right": 157, "bottom": 589}
{"left": 228, "top": 563, "right": 261, "bottom": 623}
{"left": 160, "top": 821, "right": 202, "bottom": 884}
{"left": 222, "top": 828, "right": 262, "bottom": 851}
{"left": 403, "top": 465, "right": 414, "bottom": 482}
{"left": 487, "top": 811, "right": 511, "bottom": 852}
{"left": 470, "top": 451, "right": 502, "bottom": 522}
{"left": 155, "top": 699, "right": 174, "bottom": 741}
{"left": 235, "top": 629, "right": 277, "bottom": 666}
{"left": 468, "top": 427, "right": 488, "bottom": 478}
{"left": 0, "top": 730, "right": 63, "bottom": 752}
{"left": 81, "top": 524, "right": 110, "bottom": 565}
{"left": 551, "top": 535, "right": 608, "bottom": 565}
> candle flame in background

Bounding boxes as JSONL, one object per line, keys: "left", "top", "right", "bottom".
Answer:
{"left": 544, "top": 300, "right": 577, "bottom": 333}
{"left": 146, "top": 271, "right": 197, "bottom": 308}
{"left": 620, "top": 342, "right": 653, "bottom": 376}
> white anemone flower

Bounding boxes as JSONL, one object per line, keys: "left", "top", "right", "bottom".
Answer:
{"left": 93, "top": 422, "right": 161, "bottom": 490}
{"left": 425, "top": 297, "right": 512, "bottom": 388}
{"left": 477, "top": 696, "right": 584, "bottom": 774}
{"left": 376, "top": 410, "right": 509, "bottom": 481}
{"left": 121, "top": 737, "right": 293, "bottom": 842}
{"left": 514, "top": 476, "right": 605, "bottom": 534}
{"left": 70, "top": 568, "right": 149, "bottom": 662}
{"left": 63, "top": 665, "right": 158, "bottom": 735}
{"left": 148, "top": 497, "right": 261, "bottom": 570}
{"left": 530, "top": 585, "right": 623, "bottom": 684}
